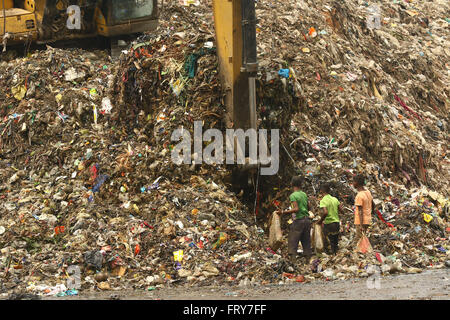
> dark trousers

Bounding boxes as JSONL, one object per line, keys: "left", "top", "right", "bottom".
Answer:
{"left": 323, "top": 222, "right": 340, "bottom": 254}
{"left": 288, "top": 217, "right": 312, "bottom": 256}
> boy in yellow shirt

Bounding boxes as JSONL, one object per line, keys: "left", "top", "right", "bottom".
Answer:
{"left": 318, "top": 183, "right": 343, "bottom": 255}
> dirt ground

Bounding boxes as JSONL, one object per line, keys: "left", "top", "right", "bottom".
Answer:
{"left": 40, "top": 268, "right": 449, "bottom": 300}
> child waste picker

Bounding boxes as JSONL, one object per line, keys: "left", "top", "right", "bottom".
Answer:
{"left": 275, "top": 176, "right": 312, "bottom": 263}
{"left": 353, "top": 174, "right": 375, "bottom": 253}
{"left": 317, "top": 183, "right": 343, "bottom": 255}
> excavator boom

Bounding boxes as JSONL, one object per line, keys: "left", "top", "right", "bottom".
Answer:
{"left": 213, "top": 0, "right": 259, "bottom": 190}
{"left": 212, "top": 0, "right": 257, "bottom": 131}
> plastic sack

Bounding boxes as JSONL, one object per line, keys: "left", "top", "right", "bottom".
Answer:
{"left": 311, "top": 223, "right": 324, "bottom": 252}
{"left": 268, "top": 213, "right": 283, "bottom": 251}
{"left": 356, "top": 234, "right": 373, "bottom": 254}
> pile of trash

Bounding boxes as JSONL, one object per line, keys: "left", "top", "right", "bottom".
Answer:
{"left": 0, "top": 0, "right": 449, "bottom": 297}
{"left": 255, "top": 0, "right": 450, "bottom": 279}
{"left": 256, "top": 0, "right": 449, "bottom": 189}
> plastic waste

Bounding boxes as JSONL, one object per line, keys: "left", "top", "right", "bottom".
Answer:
{"left": 212, "top": 232, "right": 228, "bottom": 250}
{"left": 278, "top": 69, "right": 290, "bottom": 78}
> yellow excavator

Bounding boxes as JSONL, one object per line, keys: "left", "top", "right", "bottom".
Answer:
{"left": 0, "top": 0, "right": 158, "bottom": 46}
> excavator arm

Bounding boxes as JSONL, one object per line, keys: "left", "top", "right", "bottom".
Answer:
{"left": 213, "top": 0, "right": 257, "bottom": 132}
{"left": 213, "top": 0, "right": 260, "bottom": 191}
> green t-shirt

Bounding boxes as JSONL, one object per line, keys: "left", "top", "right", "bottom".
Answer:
{"left": 319, "top": 194, "right": 340, "bottom": 224}
{"left": 289, "top": 191, "right": 309, "bottom": 219}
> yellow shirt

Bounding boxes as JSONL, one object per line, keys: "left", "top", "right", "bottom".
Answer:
{"left": 354, "top": 190, "right": 373, "bottom": 225}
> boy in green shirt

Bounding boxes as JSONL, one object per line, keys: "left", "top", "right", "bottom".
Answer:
{"left": 275, "top": 176, "right": 312, "bottom": 261}
{"left": 318, "top": 183, "right": 343, "bottom": 255}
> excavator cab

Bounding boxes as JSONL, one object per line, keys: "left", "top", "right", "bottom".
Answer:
{"left": 96, "top": 0, "right": 158, "bottom": 37}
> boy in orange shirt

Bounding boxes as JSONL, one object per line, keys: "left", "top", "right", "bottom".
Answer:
{"left": 353, "top": 175, "right": 375, "bottom": 244}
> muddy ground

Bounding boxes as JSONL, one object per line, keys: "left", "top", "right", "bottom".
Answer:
{"left": 37, "top": 268, "right": 449, "bottom": 300}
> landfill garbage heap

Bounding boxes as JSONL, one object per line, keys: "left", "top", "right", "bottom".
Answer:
{"left": 0, "top": 0, "right": 449, "bottom": 296}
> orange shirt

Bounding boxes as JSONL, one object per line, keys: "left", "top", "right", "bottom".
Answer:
{"left": 354, "top": 190, "right": 373, "bottom": 225}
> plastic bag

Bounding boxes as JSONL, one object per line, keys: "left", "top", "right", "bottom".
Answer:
{"left": 268, "top": 213, "right": 283, "bottom": 251}
{"left": 278, "top": 68, "right": 290, "bottom": 78}
{"left": 311, "top": 223, "right": 324, "bottom": 252}
{"left": 356, "top": 234, "right": 373, "bottom": 254}
{"left": 212, "top": 232, "right": 228, "bottom": 250}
